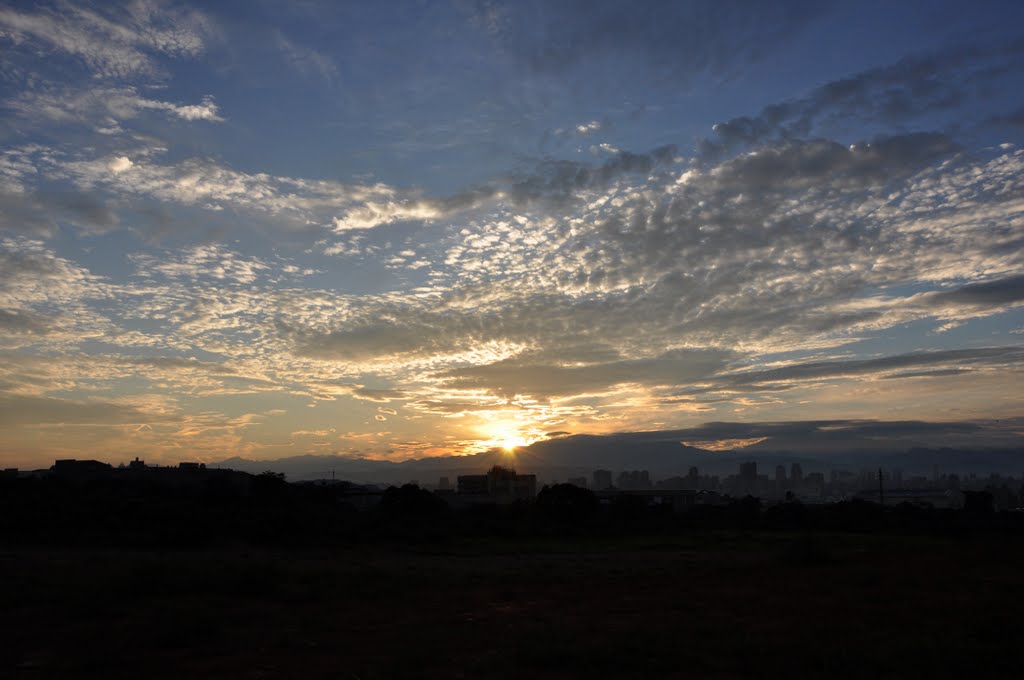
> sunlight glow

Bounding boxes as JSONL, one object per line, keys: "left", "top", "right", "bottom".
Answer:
{"left": 683, "top": 437, "right": 768, "bottom": 451}
{"left": 478, "top": 421, "right": 535, "bottom": 452}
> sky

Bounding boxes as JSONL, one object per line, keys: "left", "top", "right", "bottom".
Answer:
{"left": 2, "top": 0, "right": 1024, "bottom": 468}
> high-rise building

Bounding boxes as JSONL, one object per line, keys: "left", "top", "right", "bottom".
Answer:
{"left": 740, "top": 461, "right": 757, "bottom": 481}
{"left": 618, "top": 470, "right": 652, "bottom": 490}
{"left": 790, "top": 463, "right": 803, "bottom": 484}
{"left": 775, "top": 465, "right": 787, "bottom": 482}
{"left": 457, "top": 474, "right": 489, "bottom": 495}
{"left": 593, "top": 469, "right": 613, "bottom": 490}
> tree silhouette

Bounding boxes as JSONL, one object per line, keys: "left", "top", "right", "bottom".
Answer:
{"left": 381, "top": 483, "right": 447, "bottom": 515}
{"left": 536, "top": 483, "right": 599, "bottom": 523}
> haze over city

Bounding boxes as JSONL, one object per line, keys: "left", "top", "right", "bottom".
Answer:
{"left": 2, "top": 0, "right": 1024, "bottom": 470}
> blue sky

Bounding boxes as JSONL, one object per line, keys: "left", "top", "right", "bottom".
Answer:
{"left": 2, "top": 0, "right": 1023, "bottom": 467}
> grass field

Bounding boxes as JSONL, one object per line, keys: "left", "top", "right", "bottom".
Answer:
{"left": 3, "top": 530, "right": 1022, "bottom": 678}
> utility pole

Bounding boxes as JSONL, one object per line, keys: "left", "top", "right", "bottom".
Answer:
{"left": 878, "top": 467, "right": 884, "bottom": 505}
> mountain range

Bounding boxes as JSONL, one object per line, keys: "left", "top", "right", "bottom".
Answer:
{"left": 215, "top": 420, "right": 1024, "bottom": 485}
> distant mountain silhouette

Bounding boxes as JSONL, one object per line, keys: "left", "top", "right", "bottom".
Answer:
{"left": 213, "top": 426, "right": 1024, "bottom": 483}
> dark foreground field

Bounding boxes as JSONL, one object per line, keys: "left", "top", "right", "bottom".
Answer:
{"left": 3, "top": 531, "right": 1022, "bottom": 679}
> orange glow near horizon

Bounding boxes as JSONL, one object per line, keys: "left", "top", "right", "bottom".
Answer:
{"left": 477, "top": 419, "right": 540, "bottom": 453}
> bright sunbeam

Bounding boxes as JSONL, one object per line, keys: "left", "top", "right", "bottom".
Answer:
{"left": 479, "top": 422, "right": 532, "bottom": 453}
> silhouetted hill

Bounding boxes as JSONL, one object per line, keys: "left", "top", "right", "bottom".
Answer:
{"left": 214, "top": 430, "right": 1024, "bottom": 483}
{"left": 216, "top": 450, "right": 510, "bottom": 485}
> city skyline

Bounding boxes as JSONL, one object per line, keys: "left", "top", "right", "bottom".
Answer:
{"left": 2, "top": 0, "right": 1024, "bottom": 469}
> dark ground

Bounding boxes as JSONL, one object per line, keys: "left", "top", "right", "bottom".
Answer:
{"left": 3, "top": 530, "right": 1023, "bottom": 679}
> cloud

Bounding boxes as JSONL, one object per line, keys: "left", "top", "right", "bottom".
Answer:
{"left": 505, "top": 145, "right": 677, "bottom": 205}
{"left": 291, "top": 428, "right": 335, "bottom": 438}
{"left": 616, "top": 418, "right": 988, "bottom": 444}
{"left": 332, "top": 200, "right": 446, "bottom": 232}
{"left": 275, "top": 31, "right": 337, "bottom": 83}
{"left": 879, "top": 369, "right": 971, "bottom": 380}
{"left": 701, "top": 41, "right": 1024, "bottom": 155}
{"left": 237, "top": 128, "right": 1024, "bottom": 430}
{"left": 0, "top": 189, "right": 120, "bottom": 236}
{"left": 355, "top": 388, "right": 411, "bottom": 402}
{"left": 1, "top": 145, "right": 430, "bottom": 236}
{"left": 484, "top": 0, "right": 825, "bottom": 83}
{"left": 170, "top": 96, "right": 222, "bottom": 121}
{"left": 329, "top": 144, "right": 680, "bottom": 231}
{"left": 694, "top": 347, "right": 1024, "bottom": 394}
{"left": 3, "top": 13, "right": 1024, "bottom": 460}
{"left": 438, "top": 348, "right": 734, "bottom": 399}
{"left": 289, "top": 320, "right": 457, "bottom": 362}
{"left": 919, "top": 274, "right": 1024, "bottom": 309}
{"left": 303, "top": 380, "right": 411, "bottom": 403}
{"left": 0, "top": 308, "right": 52, "bottom": 336}
{"left": 3, "top": 138, "right": 675, "bottom": 241}
{"left": 708, "top": 134, "right": 959, "bottom": 192}
{"left": 0, "top": 393, "right": 166, "bottom": 426}
{"left": 0, "top": 238, "right": 107, "bottom": 306}
{"left": 114, "top": 355, "right": 237, "bottom": 375}
{"left": 109, "top": 157, "right": 134, "bottom": 174}
{"left": 130, "top": 245, "right": 270, "bottom": 284}
{"left": 989, "top": 107, "right": 1024, "bottom": 129}
{"left": 590, "top": 143, "right": 620, "bottom": 155}
{"left": 8, "top": 87, "right": 223, "bottom": 125}
{"left": 277, "top": 141, "right": 1023, "bottom": 380}
{"left": 0, "top": 240, "right": 129, "bottom": 352}
{"left": 0, "top": 1, "right": 213, "bottom": 78}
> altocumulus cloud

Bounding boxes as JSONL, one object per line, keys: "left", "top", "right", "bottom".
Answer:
{"left": 1, "top": 1, "right": 1024, "bottom": 464}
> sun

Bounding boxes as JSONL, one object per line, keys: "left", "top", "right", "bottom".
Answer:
{"left": 480, "top": 423, "right": 531, "bottom": 453}
{"left": 473, "top": 413, "right": 547, "bottom": 454}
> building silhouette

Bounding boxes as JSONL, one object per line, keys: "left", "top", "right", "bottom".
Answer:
{"left": 740, "top": 461, "right": 757, "bottom": 482}
{"left": 457, "top": 466, "right": 536, "bottom": 501}
{"left": 52, "top": 459, "right": 113, "bottom": 480}
{"left": 617, "top": 470, "right": 652, "bottom": 490}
